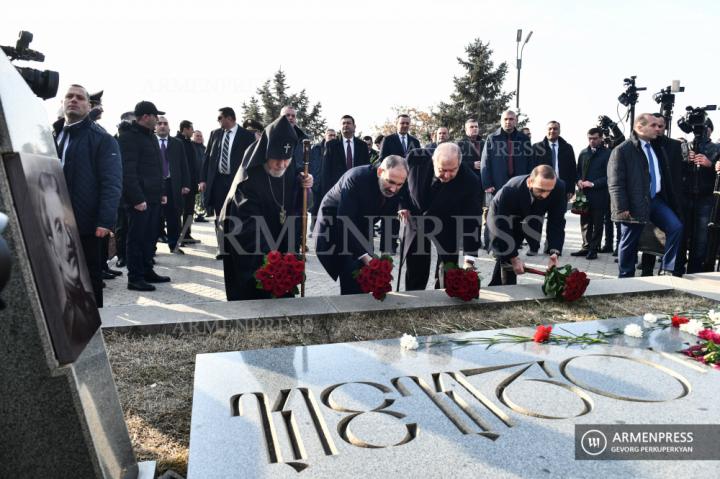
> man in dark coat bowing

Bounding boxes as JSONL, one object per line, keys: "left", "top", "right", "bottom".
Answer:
{"left": 218, "top": 115, "right": 313, "bottom": 301}
{"left": 399, "top": 142, "right": 483, "bottom": 290}
{"left": 314, "top": 156, "right": 408, "bottom": 294}
{"left": 487, "top": 165, "right": 565, "bottom": 286}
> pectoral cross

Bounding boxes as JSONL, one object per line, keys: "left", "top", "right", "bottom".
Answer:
{"left": 279, "top": 207, "right": 286, "bottom": 225}
{"left": 283, "top": 143, "right": 292, "bottom": 154}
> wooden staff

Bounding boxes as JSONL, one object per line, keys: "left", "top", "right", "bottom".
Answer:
{"left": 301, "top": 139, "right": 311, "bottom": 297}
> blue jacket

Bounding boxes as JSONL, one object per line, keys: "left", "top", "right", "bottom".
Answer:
{"left": 480, "top": 127, "right": 533, "bottom": 191}
{"left": 53, "top": 116, "right": 122, "bottom": 235}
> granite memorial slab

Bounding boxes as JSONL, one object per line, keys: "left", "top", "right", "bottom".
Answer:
{"left": 188, "top": 317, "right": 719, "bottom": 478}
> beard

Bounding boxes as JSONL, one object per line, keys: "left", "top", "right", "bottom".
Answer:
{"left": 264, "top": 163, "right": 287, "bottom": 178}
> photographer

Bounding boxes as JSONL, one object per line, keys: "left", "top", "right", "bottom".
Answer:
{"left": 597, "top": 115, "right": 625, "bottom": 254}
{"left": 677, "top": 118, "right": 719, "bottom": 273}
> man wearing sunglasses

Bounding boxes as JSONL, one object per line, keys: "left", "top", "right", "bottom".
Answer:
{"left": 199, "top": 107, "right": 256, "bottom": 258}
{"left": 486, "top": 165, "right": 566, "bottom": 286}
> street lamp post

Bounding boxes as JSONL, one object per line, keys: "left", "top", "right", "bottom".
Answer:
{"left": 515, "top": 29, "right": 533, "bottom": 110}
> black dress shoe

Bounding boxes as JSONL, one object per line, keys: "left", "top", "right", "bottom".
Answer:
{"left": 612, "top": 249, "right": 618, "bottom": 257}
{"left": 183, "top": 236, "right": 200, "bottom": 244}
{"left": 171, "top": 247, "right": 185, "bottom": 255}
{"left": 106, "top": 267, "right": 123, "bottom": 276}
{"left": 599, "top": 245, "right": 613, "bottom": 253}
{"left": 570, "top": 250, "right": 588, "bottom": 257}
{"left": 116, "top": 258, "right": 126, "bottom": 268}
{"left": 195, "top": 215, "right": 208, "bottom": 223}
{"left": 128, "top": 280, "right": 156, "bottom": 291}
{"left": 586, "top": 251, "right": 598, "bottom": 260}
{"left": 102, "top": 271, "right": 117, "bottom": 280}
{"left": 144, "top": 271, "right": 171, "bottom": 283}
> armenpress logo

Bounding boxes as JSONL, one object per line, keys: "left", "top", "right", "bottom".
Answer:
{"left": 580, "top": 429, "right": 608, "bottom": 456}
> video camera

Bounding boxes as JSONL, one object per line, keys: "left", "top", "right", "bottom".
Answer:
{"left": 677, "top": 105, "right": 717, "bottom": 136}
{"left": 618, "top": 76, "right": 646, "bottom": 107}
{"left": 1, "top": 31, "right": 59, "bottom": 100}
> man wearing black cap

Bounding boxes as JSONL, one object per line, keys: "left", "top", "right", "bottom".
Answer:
{"left": 218, "top": 115, "right": 313, "bottom": 301}
{"left": 117, "top": 101, "right": 171, "bottom": 291}
{"left": 200, "top": 107, "right": 256, "bottom": 258}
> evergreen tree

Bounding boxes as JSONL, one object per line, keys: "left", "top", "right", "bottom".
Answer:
{"left": 241, "top": 69, "right": 327, "bottom": 139}
{"left": 436, "top": 39, "right": 516, "bottom": 138}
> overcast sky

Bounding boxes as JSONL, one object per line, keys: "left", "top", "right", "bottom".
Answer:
{"left": 4, "top": 0, "right": 720, "bottom": 149}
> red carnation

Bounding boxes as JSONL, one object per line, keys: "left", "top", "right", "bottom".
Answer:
{"left": 671, "top": 315, "right": 689, "bottom": 328}
{"left": 533, "top": 325, "right": 553, "bottom": 343}
{"left": 698, "top": 329, "right": 720, "bottom": 343}
{"left": 354, "top": 256, "right": 393, "bottom": 301}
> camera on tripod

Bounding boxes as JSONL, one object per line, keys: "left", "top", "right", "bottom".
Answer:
{"left": 1, "top": 31, "right": 59, "bottom": 100}
{"left": 618, "top": 76, "right": 646, "bottom": 107}
{"left": 677, "top": 105, "right": 717, "bottom": 136}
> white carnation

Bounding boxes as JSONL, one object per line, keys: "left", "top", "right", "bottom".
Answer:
{"left": 708, "top": 309, "right": 720, "bottom": 326}
{"left": 623, "top": 323, "right": 643, "bottom": 338}
{"left": 643, "top": 313, "right": 658, "bottom": 323}
{"left": 400, "top": 333, "right": 419, "bottom": 350}
{"left": 679, "top": 319, "right": 705, "bottom": 337}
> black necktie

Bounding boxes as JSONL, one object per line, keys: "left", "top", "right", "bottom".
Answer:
{"left": 56, "top": 126, "right": 70, "bottom": 163}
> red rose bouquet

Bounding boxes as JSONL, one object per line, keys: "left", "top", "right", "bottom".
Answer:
{"left": 681, "top": 329, "right": 720, "bottom": 369}
{"left": 523, "top": 264, "right": 590, "bottom": 302}
{"left": 354, "top": 255, "right": 393, "bottom": 301}
{"left": 444, "top": 263, "right": 481, "bottom": 301}
{"left": 254, "top": 250, "right": 305, "bottom": 298}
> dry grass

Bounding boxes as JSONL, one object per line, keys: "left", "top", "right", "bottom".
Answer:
{"left": 104, "top": 291, "right": 717, "bottom": 476}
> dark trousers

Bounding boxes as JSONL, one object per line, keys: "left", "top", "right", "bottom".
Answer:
{"left": 183, "top": 190, "right": 196, "bottom": 237}
{"left": 581, "top": 206, "right": 607, "bottom": 252}
{"left": 489, "top": 258, "right": 517, "bottom": 286}
{"left": 404, "top": 236, "right": 458, "bottom": 290}
{"left": 339, "top": 257, "right": 363, "bottom": 295}
{"left": 162, "top": 179, "right": 182, "bottom": 249}
{"left": 379, "top": 217, "right": 400, "bottom": 253}
{"left": 115, "top": 206, "right": 127, "bottom": 260}
{"left": 126, "top": 203, "right": 161, "bottom": 282}
{"left": 676, "top": 195, "right": 714, "bottom": 274}
{"left": 80, "top": 235, "right": 103, "bottom": 307}
{"left": 618, "top": 197, "right": 683, "bottom": 278}
{"left": 602, "top": 209, "right": 615, "bottom": 249}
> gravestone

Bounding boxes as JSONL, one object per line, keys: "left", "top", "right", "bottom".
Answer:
{"left": 0, "top": 52, "right": 150, "bottom": 477}
{"left": 188, "top": 317, "right": 719, "bottom": 478}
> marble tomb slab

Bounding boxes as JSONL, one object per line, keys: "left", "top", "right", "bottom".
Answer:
{"left": 188, "top": 318, "right": 719, "bottom": 478}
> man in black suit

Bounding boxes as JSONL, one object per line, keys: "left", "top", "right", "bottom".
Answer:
{"left": 529, "top": 121, "right": 576, "bottom": 254}
{"left": 572, "top": 128, "right": 610, "bottom": 260}
{"left": 487, "top": 165, "right": 565, "bottom": 286}
{"left": 320, "top": 115, "right": 371, "bottom": 204}
{"left": 315, "top": 156, "right": 408, "bottom": 294}
{"left": 175, "top": 119, "right": 200, "bottom": 244}
{"left": 424, "top": 126, "right": 450, "bottom": 149}
{"left": 379, "top": 114, "right": 421, "bottom": 253}
{"left": 399, "top": 143, "right": 482, "bottom": 290}
{"left": 156, "top": 116, "right": 190, "bottom": 253}
{"left": 199, "top": 107, "right": 256, "bottom": 257}
{"left": 456, "top": 118, "right": 485, "bottom": 253}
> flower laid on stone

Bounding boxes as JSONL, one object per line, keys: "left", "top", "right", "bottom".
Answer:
{"left": 681, "top": 331, "right": 720, "bottom": 369}
{"left": 671, "top": 314, "right": 690, "bottom": 328}
{"left": 643, "top": 313, "right": 658, "bottom": 323}
{"left": 400, "top": 333, "right": 419, "bottom": 350}
{"left": 533, "top": 325, "right": 553, "bottom": 343}
{"left": 354, "top": 255, "right": 393, "bottom": 301}
{"left": 623, "top": 323, "right": 643, "bottom": 338}
{"left": 254, "top": 251, "right": 305, "bottom": 298}
{"left": 679, "top": 319, "right": 706, "bottom": 337}
{"left": 444, "top": 263, "right": 481, "bottom": 302}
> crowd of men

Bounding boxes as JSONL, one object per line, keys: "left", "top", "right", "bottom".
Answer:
{"left": 52, "top": 83, "right": 720, "bottom": 305}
